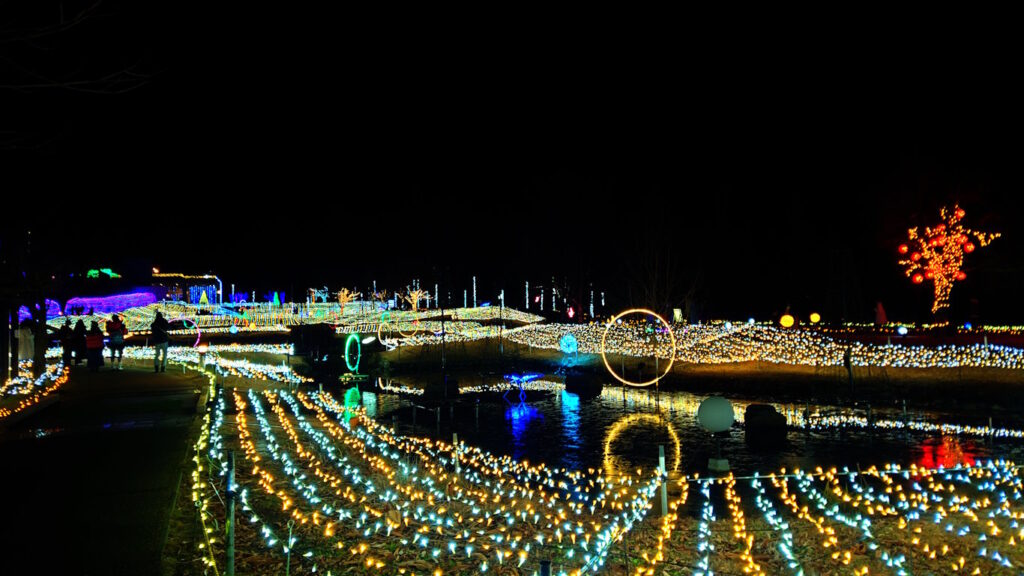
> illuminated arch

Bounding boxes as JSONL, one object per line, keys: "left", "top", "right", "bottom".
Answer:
{"left": 601, "top": 308, "right": 676, "bottom": 387}
{"left": 603, "top": 413, "right": 681, "bottom": 478}
{"left": 344, "top": 333, "right": 361, "bottom": 373}
{"left": 376, "top": 312, "right": 398, "bottom": 350}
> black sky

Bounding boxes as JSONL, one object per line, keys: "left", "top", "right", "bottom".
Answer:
{"left": 4, "top": 2, "right": 1023, "bottom": 323}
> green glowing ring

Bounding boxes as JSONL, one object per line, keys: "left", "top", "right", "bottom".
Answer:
{"left": 345, "top": 333, "right": 361, "bottom": 372}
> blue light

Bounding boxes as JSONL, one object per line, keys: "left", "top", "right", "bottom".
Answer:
{"left": 748, "top": 317, "right": 755, "bottom": 324}
{"left": 964, "top": 322, "right": 973, "bottom": 330}
{"left": 505, "top": 373, "right": 542, "bottom": 385}
{"left": 897, "top": 326, "right": 908, "bottom": 336}
{"left": 724, "top": 321, "right": 732, "bottom": 329}
{"left": 560, "top": 391, "right": 581, "bottom": 468}
{"left": 505, "top": 403, "right": 542, "bottom": 459}
{"left": 558, "top": 333, "right": 579, "bottom": 355}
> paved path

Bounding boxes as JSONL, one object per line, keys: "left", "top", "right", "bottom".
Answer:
{"left": 0, "top": 358, "right": 205, "bottom": 575}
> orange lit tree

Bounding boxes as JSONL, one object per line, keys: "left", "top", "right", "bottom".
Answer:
{"left": 898, "top": 205, "right": 999, "bottom": 314}
{"left": 336, "top": 287, "right": 361, "bottom": 313}
{"left": 403, "top": 288, "right": 430, "bottom": 312}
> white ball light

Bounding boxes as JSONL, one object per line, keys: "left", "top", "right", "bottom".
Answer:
{"left": 697, "top": 396, "right": 734, "bottom": 433}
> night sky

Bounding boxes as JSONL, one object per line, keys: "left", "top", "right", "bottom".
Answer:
{"left": 5, "top": 1, "right": 1023, "bottom": 323}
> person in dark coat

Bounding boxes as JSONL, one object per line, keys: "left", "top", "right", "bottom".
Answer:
{"left": 73, "top": 319, "right": 87, "bottom": 366}
{"left": 150, "top": 311, "right": 170, "bottom": 373}
{"left": 85, "top": 321, "right": 105, "bottom": 372}
{"left": 58, "top": 319, "right": 73, "bottom": 365}
{"left": 106, "top": 314, "right": 128, "bottom": 370}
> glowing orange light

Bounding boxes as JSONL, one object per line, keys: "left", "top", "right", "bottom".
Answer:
{"left": 898, "top": 244, "right": 909, "bottom": 254}
{"left": 809, "top": 312, "right": 821, "bottom": 324}
{"left": 780, "top": 314, "right": 795, "bottom": 328}
{"left": 898, "top": 205, "right": 999, "bottom": 313}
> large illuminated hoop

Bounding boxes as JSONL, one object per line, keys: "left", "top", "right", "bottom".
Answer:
{"left": 603, "top": 413, "right": 681, "bottom": 478}
{"left": 344, "top": 333, "right": 361, "bottom": 372}
{"left": 601, "top": 308, "right": 676, "bottom": 387}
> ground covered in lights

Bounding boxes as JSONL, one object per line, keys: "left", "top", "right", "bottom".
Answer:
{"left": 153, "top": 348, "right": 1024, "bottom": 576}
{"left": 8, "top": 341, "right": 1024, "bottom": 575}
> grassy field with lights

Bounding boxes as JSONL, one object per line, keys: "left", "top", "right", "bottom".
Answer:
{"left": 164, "top": 354, "right": 1024, "bottom": 576}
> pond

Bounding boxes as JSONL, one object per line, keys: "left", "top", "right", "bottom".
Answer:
{"left": 354, "top": 377, "right": 1024, "bottom": 480}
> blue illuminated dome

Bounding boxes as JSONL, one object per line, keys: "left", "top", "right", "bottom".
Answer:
{"left": 559, "top": 333, "right": 579, "bottom": 355}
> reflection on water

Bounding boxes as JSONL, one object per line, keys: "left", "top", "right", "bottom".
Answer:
{"left": 918, "top": 435, "right": 978, "bottom": 469}
{"left": 505, "top": 403, "right": 542, "bottom": 460}
{"left": 370, "top": 380, "right": 1024, "bottom": 478}
{"left": 560, "top": 391, "right": 581, "bottom": 470}
{"left": 603, "top": 413, "right": 681, "bottom": 478}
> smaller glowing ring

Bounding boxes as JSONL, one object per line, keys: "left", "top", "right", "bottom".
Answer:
{"left": 601, "top": 308, "right": 676, "bottom": 387}
{"left": 376, "top": 312, "right": 397, "bottom": 350}
{"left": 171, "top": 316, "right": 202, "bottom": 348}
{"left": 603, "top": 413, "right": 681, "bottom": 478}
{"left": 395, "top": 314, "right": 421, "bottom": 339}
{"left": 344, "top": 333, "right": 361, "bottom": 372}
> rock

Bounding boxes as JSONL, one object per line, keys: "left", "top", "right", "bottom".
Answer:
{"left": 564, "top": 370, "right": 603, "bottom": 397}
{"left": 744, "top": 403, "right": 787, "bottom": 445}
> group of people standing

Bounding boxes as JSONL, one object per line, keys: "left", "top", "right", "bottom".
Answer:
{"left": 57, "top": 314, "right": 128, "bottom": 372}
{"left": 47, "top": 311, "right": 172, "bottom": 373}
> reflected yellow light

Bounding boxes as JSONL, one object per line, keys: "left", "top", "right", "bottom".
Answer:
{"left": 603, "top": 413, "right": 681, "bottom": 479}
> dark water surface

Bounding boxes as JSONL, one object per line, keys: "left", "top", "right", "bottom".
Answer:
{"left": 355, "top": 379, "right": 1024, "bottom": 479}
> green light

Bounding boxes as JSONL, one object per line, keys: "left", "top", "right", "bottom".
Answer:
{"left": 344, "top": 386, "right": 361, "bottom": 409}
{"left": 345, "top": 333, "right": 361, "bottom": 373}
{"left": 86, "top": 268, "right": 121, "bottom": 279}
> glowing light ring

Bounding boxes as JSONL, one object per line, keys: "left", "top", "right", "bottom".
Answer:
{"left": 603, "top": 413, "right": 681, "bottom": 478}
{"left": 172, "top": 316, "right": 202, "bottom": 347}
{"left": 375, "top": 312, "right": 397, "bottom": 350}
{"left": 344, "top": 333, "right": 361, "bottom": 373}
{"left": 601, "top": 308, "right": 676, "bottom": 387}
{"left": 396, "top": 317, "right": 422, "bottom": 339}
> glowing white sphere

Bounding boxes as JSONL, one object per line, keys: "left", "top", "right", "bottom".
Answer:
{"left": 697, "top": 396, "right": 734, "bottom": 433}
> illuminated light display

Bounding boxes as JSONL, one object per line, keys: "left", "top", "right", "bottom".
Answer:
{"left": 18, "top": 299, "right": 62, "bottom": 321}
{"left": 0, "top": 361, "right": 70, "bottom": 422}
{"left": 459, "top": 377, "right": 563, "bottom": 395}
{"left": 171, "top": 316, "right": 202, "bottom": 347}
{"left": 53, "top": 342, "right": 1012, "bottom": 574}
{"left": 508, "top": 321, "right": 1024, "bottom": 371}
{"left": 559, "top": 332, "right": 579, "bottom": 355}
{"left": 402, "top": 288, "right": 429, "bottom": 312}
{"left": 899, "top": 204, "right": 1000, "bottom": 314}
{"left": 200, "top": 384, "right": 661, "bottom": 575}
{"left": 344, "top": 333, "right": 361, "bottom": 372}
{"left": 809, "top": 312, "right": 821, "bottom": 324}
{"left": 64, "top": 291, "right": 158, "bottom": 315}
{"left": 603, "top": 413, "right": 681, "bottom": 478}
{"left": 336, "top": 287, "right": 361, "bottom": 313}
{"left": 375, "top": 378, "right": 425, "bottom": 396}
{"left": 601, "top": 309, "right": 677, "bottom": 388}
{"left": 780, "top": 314, "right": 795, "bottom": 328}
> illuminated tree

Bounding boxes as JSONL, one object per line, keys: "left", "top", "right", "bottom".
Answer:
{"left": 336, "top": 287, "right": 361, "bottom": 313}
{"left": 898, "top": 205, "right": 1000, "bottom": 314}
{"left": 403, "top": 288, "right": 430, "bottom": 312}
